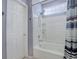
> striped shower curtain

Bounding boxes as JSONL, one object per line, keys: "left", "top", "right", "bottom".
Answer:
{"left": 64, "top": 0, "right": 77, "bottom": 59}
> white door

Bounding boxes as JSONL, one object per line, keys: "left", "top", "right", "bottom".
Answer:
{"left": 6, "top": 0, "right": 28, "bottom": 59}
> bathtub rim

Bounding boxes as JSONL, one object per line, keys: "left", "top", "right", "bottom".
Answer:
{"left": 34, "top": 46, "right": 64, "bottom": 57}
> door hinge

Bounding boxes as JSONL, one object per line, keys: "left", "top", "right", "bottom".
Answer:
{"left": 2, "top": 12, "right": 5, "bottom": 16}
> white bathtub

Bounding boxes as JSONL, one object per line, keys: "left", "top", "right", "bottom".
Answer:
{"left": 33, "top": 43, "right": 64, "bottom": 59}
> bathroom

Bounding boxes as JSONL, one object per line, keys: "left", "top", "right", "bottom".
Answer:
{"left": 2, "top": 0, "right": 77, "bottom": 59}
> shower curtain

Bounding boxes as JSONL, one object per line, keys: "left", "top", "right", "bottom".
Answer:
{"left": 64, "top": 0, "right": 77, "bottom": 59}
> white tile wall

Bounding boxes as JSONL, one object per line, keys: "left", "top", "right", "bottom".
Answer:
{"left": 33, "top": 14, "right": 66, "bottom": 55}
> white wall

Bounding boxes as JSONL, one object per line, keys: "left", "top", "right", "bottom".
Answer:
{"left": 6, "top": 0, "right": 28, "bottom": 59}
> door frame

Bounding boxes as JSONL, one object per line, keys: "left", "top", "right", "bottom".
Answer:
{"left": 2, "top": 0, "right": 7, "bottom": 59}
{"left": 27, "top": 0, "right": 33, "bottom": 57}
